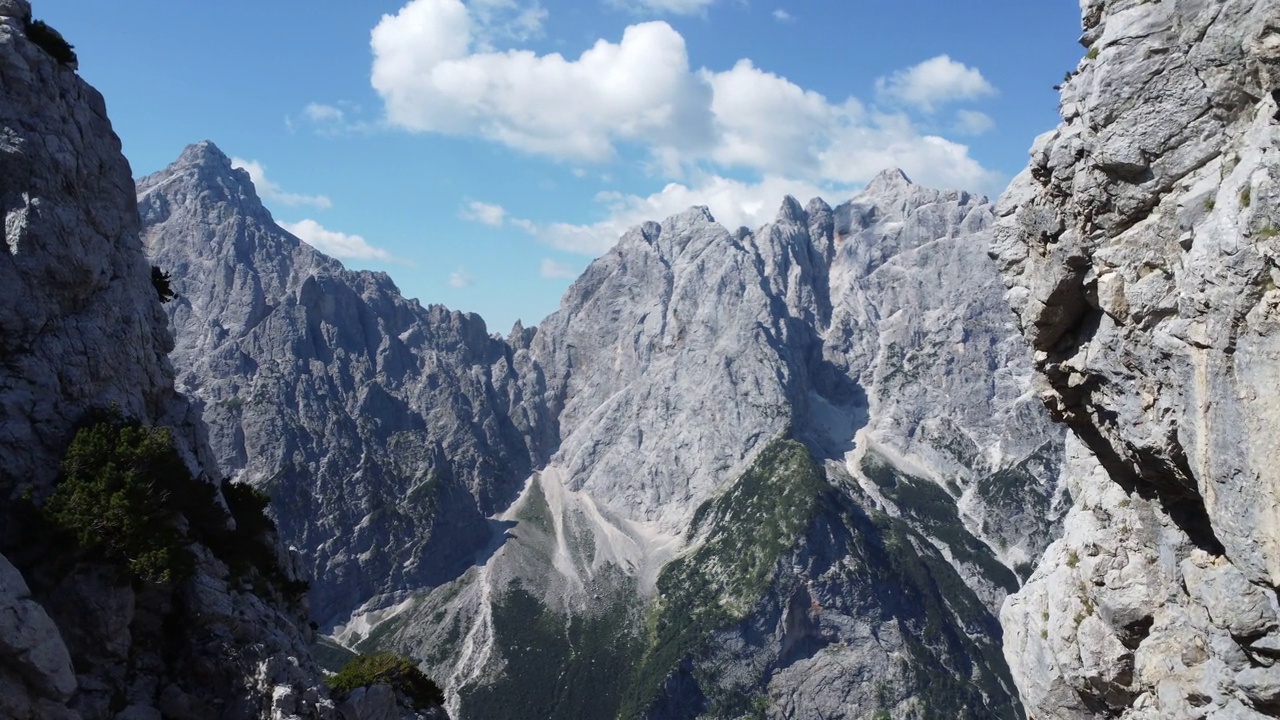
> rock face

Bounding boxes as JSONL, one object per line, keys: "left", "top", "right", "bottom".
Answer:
{"left": 147, "top": 131, "right": 1069, "bottom": 716}
{"left": 0, "top": 553, "right": 76, "bottom": 720}
{"left": 138, "top": 142, "right": 548, "bottom": 626}
{"left": 994, "top": 0, "right": 1280, "bottom": 716}
{"left": 0, "top": 4, "right": 443, "bottom": 719}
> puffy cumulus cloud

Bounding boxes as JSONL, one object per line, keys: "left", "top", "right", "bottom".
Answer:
{"left": 231, "top": 158, "right": 332, "bottom": 209}
{"left": 816, "top": 112, "right": 1002, "bottom": 193}
{"left": 280, "top": 219, "right": 393, "bottom": 260}
{"left": 875, "top": 55, "right": 995, "bottom": 112}
{"left": 772, "top": 8, "right": 792, "bottom": 21}
{"left": 539, "top": 258, "right": 578, "bottom": 279}
{"left": 513, "top": 173, "right": 855, "bottom": 255}
{"left": 609, "top": 0, "right": 718, "bottom": 15}
{"left": 701, "top": 61, "right": 1000, "bottom": 192}
{"left": 371, "top": 0, "right": 711, "bottom": 161}
{"left": 704, "top": 59, "right": 860, "bottom": 178}
{"left": 372, "top": 4, "right": 1004, "bottom": 257}
{"left": 371, "top": 4, "right": 999, "bottom": 194}
{"left": 449, "top": 268, "right": 476, "bottom": 287}
{"left": 461, "top": 200, "right": 507, "bottom": 226}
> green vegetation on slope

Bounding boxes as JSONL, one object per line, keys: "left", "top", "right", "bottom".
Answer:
{"left": 436, "top": 438, "right": 1019, "bottom": 719}
{"left": 23, "top": 17, "right": 76, "bottom": 66}
{"left": 862, "top": 451, "right": 1018, "bottom": 593}
{"left": 871, "top": 519, "right": 1018, "bottom": 719}
{"left": 45, "top": 421, "right": 196, "bottom": 583}
{"left": 619, "top": 438, "right": 827, "bottom": 719}
{"left": 459, "top": 571, "right": 642, "bottom": 720}
{"left": 312, "top": 637, "right": 359, "bottom": 674}
{"left": 847, "top": 457, "right": 1021, "bottom": 718}
{"left": 43, "top": 418, "right": 303, "bottom": 600}
{"left": 330, "top": 652, "right": 445, "bottom": 710}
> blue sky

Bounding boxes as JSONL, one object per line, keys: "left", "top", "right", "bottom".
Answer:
{"left": 40, "top": 0, "right": 1083, "bottom": 331}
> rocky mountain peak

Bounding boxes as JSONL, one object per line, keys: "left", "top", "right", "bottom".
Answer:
{"left": 138, "top": 140, "right": 272, "bottom": 228}
{"left": 776, "top": 194, "right": 807, "bottom": 223}
{"left": 141, "top": 142, "right": 548, "bottom": 626}
{"left": 176, "top": 138, "right": 234, "bottom": 169}
{"left": 142, "top": 132, "right": 1070, "bottom": 717}
{"left": 863, "top": 166, "right": 913, "bottom": 193}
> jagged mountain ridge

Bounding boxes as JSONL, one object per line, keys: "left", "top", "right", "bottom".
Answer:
{"left": 144, "top": 141, "right": 1070, "bottom": 718}
{"left": 139, "top": 142, "right": 552, "bottom": 626}
{"left": 374, "top": 176, "right": 1065, "bottom": 719}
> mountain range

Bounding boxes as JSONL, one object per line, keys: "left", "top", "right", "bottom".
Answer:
{"left": 4, "top": 0, "right": 1278, "bottom": 717}
{"left": 140, "top": 141, "right": 1067, "bottom": 718}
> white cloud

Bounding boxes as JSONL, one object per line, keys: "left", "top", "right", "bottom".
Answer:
{"left": 704, "top": 59, "right": 858, "bottom": 178}
{"left": 372, "top": 3, "right": 1003, "bottom": 260}
{"left": 280, "top": 219, "right": 393, "bottom": 260}
{"left": 370, "top": 3, "right": 999, "bottom": 194}
{"left": 772, "top": 8, "right": 792, "bottom": 21}
{"left": 611, "top": 0, "right": 717, "bottom": 15}
{"left": 231, "top": 157, "right": 332, "bottom": 209}
{"left": 539, "top": 258, "right": 579, "bottom": 279}
{"left": 954, "top": 109, "right": 994, "bottom": 135}
{"left": 304, "top": 103, "right": 346, "bottom": 123}
{"left": 701, "top": 61, "right": 999, "bottom": 191}
{"left": 371, "top": 1, "right": 712, "bottom": 161}
{"left": 514, "top": 173, "right": 854, "bottom": 255}
{"left": 875, "top": 55, "right": 995, "bottom": 112}
{"left": 449, "top": 268, "right": 475, "bottom": 287}
{"left": 289, "top": 102, "right": 380, "bottom": 136}
{"left": 461, "top": 200, "right": 507, "bottom": 226}
{"left": 816, "top": 111, "right": 1000, "bottom": 192}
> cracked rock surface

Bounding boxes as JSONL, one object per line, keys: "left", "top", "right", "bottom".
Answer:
{"left": 994, "top": 0, "right": 1280, "bottom": 716}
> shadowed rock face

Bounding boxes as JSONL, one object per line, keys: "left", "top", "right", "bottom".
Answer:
{"left": 994, "top": 0, "right": 1280, "bottom": 716}
{"left": 0, "top": 2, "right": 370, "bottom": 718}
{"left": 139, "top": 142, "right": 553, "bottom": 626}
{"left": 147, "top": 132, "right": 1068, "bottom": 716}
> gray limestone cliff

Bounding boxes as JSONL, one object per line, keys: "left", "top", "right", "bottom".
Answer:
{"left": 138, "top": 142, "right": 549, "bottom": 627}
{"left": 0, "top": 3, "right": 443, "bottom": 719}
{"left": 993, "top": 0, "right": 1280, "bottom": 716}
{"left": 146, "top": 132, "right": 1069, "bottom": 716}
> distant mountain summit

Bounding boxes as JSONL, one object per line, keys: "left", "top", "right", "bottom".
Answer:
{"left": 139, "top": 142, "right": 551, "bottom": 626}
{"left": 144, "top": 141, "right": 1068, "bottom": 718}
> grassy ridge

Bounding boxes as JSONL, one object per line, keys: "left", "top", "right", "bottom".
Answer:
{"left": 619, "top": 438, "right": 827, "bottom": 719}
{"left": 459, "top": 571, "right": 642, "bottom": 720}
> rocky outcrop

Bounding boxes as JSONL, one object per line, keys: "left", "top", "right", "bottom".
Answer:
{"left": 0, "top": 552, "right": 76, "bottom": 720}
{"left": 0, "top": 0, "right": 211, "bottom": 526}
{"left": 0, "top": 3, "right": 447, "bottom": 718}
{"left": 994, "top": 0, "right": 1280, "bottom": 716}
